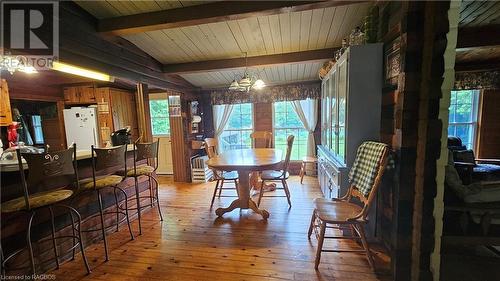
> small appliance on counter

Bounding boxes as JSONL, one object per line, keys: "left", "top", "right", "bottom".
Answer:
{"left": 111, "top": 127, "right": 131, "bottom": 146}
{"left": 63, "top": 107, "right": 100, "bottom": 150}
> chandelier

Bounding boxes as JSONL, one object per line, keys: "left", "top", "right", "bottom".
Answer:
{"left": 228, "top": 52, "right": 265, "bottom": 92}
{"left": 0, "top": 55, "right": 38, "bottom": 74}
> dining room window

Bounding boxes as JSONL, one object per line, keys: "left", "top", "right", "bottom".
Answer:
{"left": 448, "top": 89, "right": 480, "bottom": 149}
{"left": 219, "top": 103, "right": 253, "bottom": 151}
{"left": 149, "top": 99, "right": 170, "bottom": 136}
{"left": 273, "top": 100, "right": 308, "bottom": 160}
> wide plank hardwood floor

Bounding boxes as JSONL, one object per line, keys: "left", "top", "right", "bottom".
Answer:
{"left": 51, "top": 176, "right": 391, "bottom": 281}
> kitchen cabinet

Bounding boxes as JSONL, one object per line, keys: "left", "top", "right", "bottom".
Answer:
{"left": 109, "top": 88, "right": 139, "bottom": 142}
{"left": 0, "top": 79, "right": 13, "bottom": 126}
{"left": 63, "top": 86, "right": 96, "bottom": 104}
{"left": 318, "top": 43, "right": 382, "bottom": 238}
{"left": 63, "top": 86, "right": 137, "bottom": 147}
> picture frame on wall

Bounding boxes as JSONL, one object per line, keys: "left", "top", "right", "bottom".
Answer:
{"left": 385, "top": 36, "right": 401, "bottom": 86}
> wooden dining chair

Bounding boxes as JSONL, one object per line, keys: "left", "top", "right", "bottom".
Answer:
{"left": 308, "top": 141, "right": 390, "bottom": 270}
{"left": 257, "top": 135, "right": 294, "bottom": 208}
{"left": 250, "top": 131, "right": 273, "bottom": 148}
{"left": 204, "top": 138, "right": 239, "bottom": 208}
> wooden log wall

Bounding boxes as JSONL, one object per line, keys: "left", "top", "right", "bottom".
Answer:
{"left": 376, "top": 1, "right": 453, "bottom": 280}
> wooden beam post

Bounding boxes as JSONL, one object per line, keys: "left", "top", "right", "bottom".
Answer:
{"left": 135, "top": 83, "right": 153, "bottom": 142}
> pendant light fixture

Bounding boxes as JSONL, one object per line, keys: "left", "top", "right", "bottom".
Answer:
{"left": 228, "top": 52, "right": 265, "bottom": 92}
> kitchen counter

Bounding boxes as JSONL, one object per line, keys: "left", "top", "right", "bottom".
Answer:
{"left": 0, "top": 144, "right": 135, "bottom": 172}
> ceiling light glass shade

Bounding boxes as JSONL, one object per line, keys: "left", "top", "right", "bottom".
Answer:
{"left": 252, "top": 79, "right": 266, "bottom": 90}
{"left": 229, "top": 79, "right": 240, "bottom": 90}
{"left": 238, "top": 73, "right": 252, "bottom": 87}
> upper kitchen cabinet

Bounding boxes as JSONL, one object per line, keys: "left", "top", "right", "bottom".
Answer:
{"left": 0, "top": 79, "right": 13, "bottom": 126}
{"left": 63, "top": 86, "right": 96, "bottom": 104}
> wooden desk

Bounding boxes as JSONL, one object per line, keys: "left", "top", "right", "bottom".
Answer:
{"left": 206, "top": 148, "right": 282, "bottom": 219}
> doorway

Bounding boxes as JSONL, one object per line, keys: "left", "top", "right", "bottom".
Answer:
{"left": 149, "top": 93, "right": 173, "bottom": 175}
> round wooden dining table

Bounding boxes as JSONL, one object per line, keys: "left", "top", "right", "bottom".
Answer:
{"left": 206, "top": 148, "right": 283, "bottom": 219}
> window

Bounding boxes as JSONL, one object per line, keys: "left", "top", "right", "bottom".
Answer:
{"left": 31, "top": 115, "right": 44, "bottom": 144}
{"left": 149, "top": 99, "right": 170, "bottom": 135}
{"left": 273, "top": 101, "right": 308, "bottom": 160}
{"left": 219, "top": 103, "right": 253, "bottom": 151}
{"left": 448, "top": 90, "right": 480, "bottom": 149}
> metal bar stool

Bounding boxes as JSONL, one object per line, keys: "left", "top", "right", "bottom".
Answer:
{"left": 72, "top": 145, "right": 134, "bottom": 261}
{"left": 257, "top": 135, "right": 295, "bottom": 208}
{"left": 204, "top": 138, "right": 239, "bottom": 208}
{"left": 118, "top": 139, "right": 163, "bottom": 235}
{"left": 1, "top": 144, "right": 90, "bottom": 275}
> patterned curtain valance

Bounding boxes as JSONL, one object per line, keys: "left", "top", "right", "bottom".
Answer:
{"left": 209, "top": 82, "right": 321, "bottom": 105}
{"left": 454, "top": 70, "right": 500, "bottom": 90}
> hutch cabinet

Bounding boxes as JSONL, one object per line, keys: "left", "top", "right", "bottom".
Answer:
{"left": 318, "top": 43, "right": 383, "bottom": 199}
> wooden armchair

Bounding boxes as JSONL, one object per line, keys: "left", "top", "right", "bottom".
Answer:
{"left": 308, "top": 141, "right": 390, "bottom": 270}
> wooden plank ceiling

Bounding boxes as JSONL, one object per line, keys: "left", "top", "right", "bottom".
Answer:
{"left": 76, "top": 1, "right": 371, "bottom": 89}
{"left": 456, "top": 0, "right": 500, "bottom": 71}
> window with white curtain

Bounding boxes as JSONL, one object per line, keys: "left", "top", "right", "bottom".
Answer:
{"left": 219, "top": 103, "right": 253, "bottom": 152}
{"left": 448, "top": 90, "right": 480, "bottom": 149}
{"left": 273, "top": 101, "right": 308, "bottom": 160}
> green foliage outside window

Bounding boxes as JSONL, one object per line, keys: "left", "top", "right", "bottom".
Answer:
{"left": 448, "top": 90, "right": 479, "bottom": 149}
{"left": 274, "top": 101, "right": 308, "bottom": 160}
{"left": 149, "top": 99, "right": 170, "bottom": 136}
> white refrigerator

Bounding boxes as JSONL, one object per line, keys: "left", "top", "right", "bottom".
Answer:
{"left": 63, "top": 107, "right": 100, "bottom": 151}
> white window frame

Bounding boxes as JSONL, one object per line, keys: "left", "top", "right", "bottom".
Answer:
{"left": 149, "top": 97, "right": 170, "bottom": 137}
{"left": 448, "top": 89, "right": 481, "bottom": 150}
{"left": 272, "top": 100, "right": 308, "bottom": 161}
{"left": 219, "top": 103, "right": 253, "bottom": 152}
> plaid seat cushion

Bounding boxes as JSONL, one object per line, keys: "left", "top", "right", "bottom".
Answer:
{"left": 348, "top": 141, "right": 388, "bottom": 197}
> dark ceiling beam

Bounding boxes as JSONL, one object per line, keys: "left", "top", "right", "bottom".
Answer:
{"left": 162, "top": 48, "right": 337, "bottom": 74}
{"left": 455, "top": 60, "right": 500, "bottom": 72}
{"left": 98, "top": 0, "right": 367, "bottom": 36}
{"left": 457, "top": 24, "right": 500, "bottom": 50}
{"left": 59, "top": 2, "right": 194, "bottom": 90}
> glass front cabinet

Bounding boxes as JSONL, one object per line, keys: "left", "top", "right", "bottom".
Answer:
{"left": 318, "top": 43, "right": 383, "bottom": 199}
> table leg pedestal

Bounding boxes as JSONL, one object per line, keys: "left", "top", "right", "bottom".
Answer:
{"left": 215, "top": 170, "right": 269, "bottom": 219}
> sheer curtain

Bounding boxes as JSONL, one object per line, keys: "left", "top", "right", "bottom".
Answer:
{"left": 213, "top": 104, "right": 234, "bottom": 147}
{"left": 292, "top": 98, "right": 318, "bottom": 157}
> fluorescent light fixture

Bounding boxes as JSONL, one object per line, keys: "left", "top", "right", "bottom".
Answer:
{"left": 52, "top": 61, "right": 114, "bottom": 82}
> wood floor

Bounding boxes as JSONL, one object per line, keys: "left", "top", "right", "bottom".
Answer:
{"left": 50, "top": 176, "right": 391, "bottom": 281}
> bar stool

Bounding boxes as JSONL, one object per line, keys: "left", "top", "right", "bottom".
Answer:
{"left": 0, "top": 144, "right": 90, "bottom": 275}
{"left": 119, "top": 139, "right": 163, "bottom": 235}
{"left": 299, "top": 156, "right": 318, "bottom": 184}
{"left": 204, "top": 138, "right": 239, "bottom": 208}
{"left": 73, "top": 145, "right": 134, "bottom": 261}
{"left": 258, "top": 135, "right": 295, "bottom": 208}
